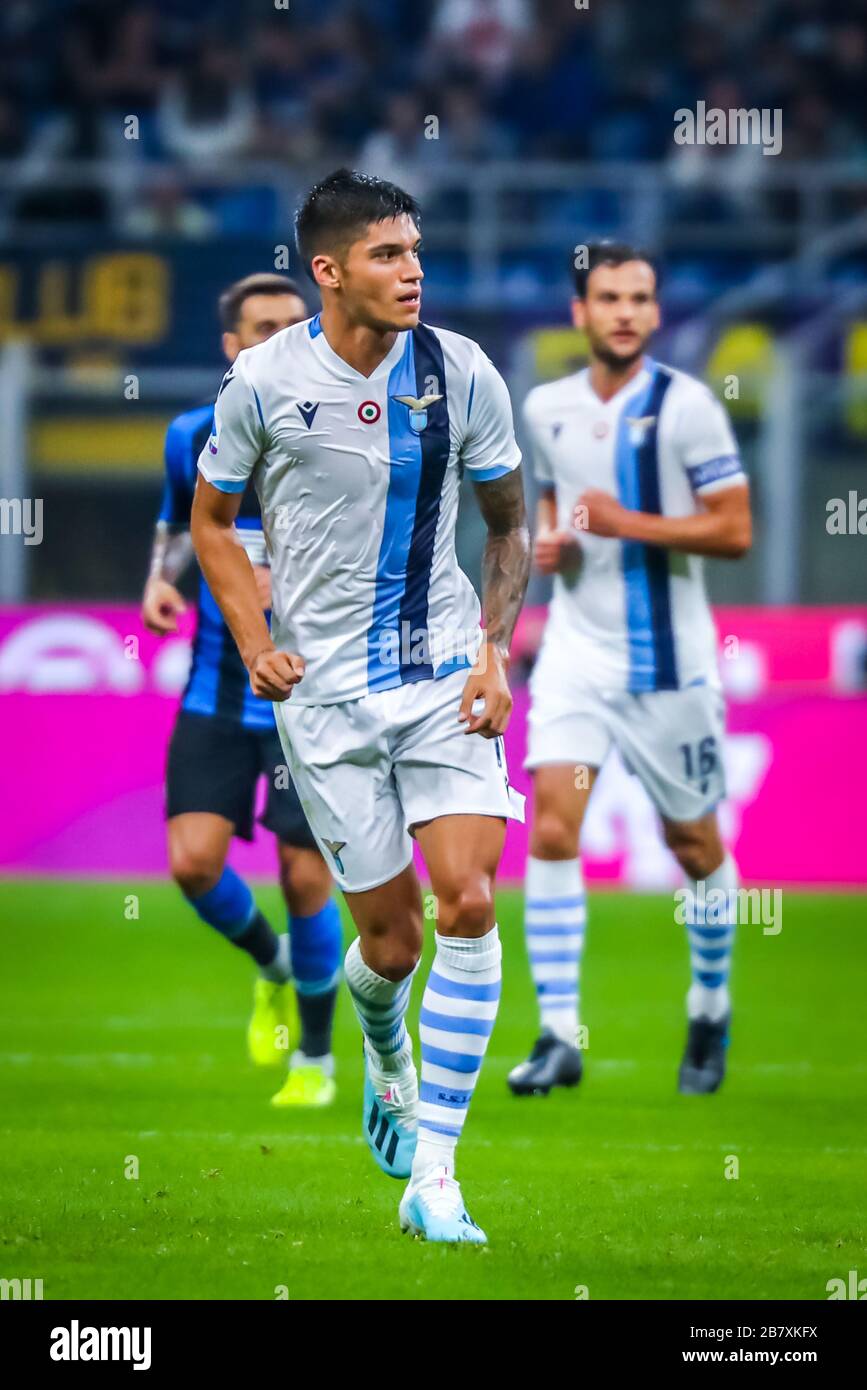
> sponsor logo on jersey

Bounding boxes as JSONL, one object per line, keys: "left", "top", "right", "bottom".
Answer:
{"left": 392, "top": 392, "right": 443, "bottom": 434}
{"left": 358, "top": 400, "right": 381, "bottom": 425}
{"left": 296, "top": 400, "right": 319, "bottom": 429}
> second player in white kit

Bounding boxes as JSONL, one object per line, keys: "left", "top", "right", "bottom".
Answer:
{"left": 508, "top": 242, "right": 752, "bottom": 1101}
{"left": 524, "top": 354, "right": 743, "bottom": 821}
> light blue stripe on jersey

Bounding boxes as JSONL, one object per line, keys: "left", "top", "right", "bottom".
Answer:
{"left": 615, "top": 368, "right": 659, "bottom": 691}
{"left": 366, "top": 333, "right": 423, "bottom": 691}
{"left": 470, "top": 462, "right": 513, "bottom": 482}
{"left": 434, "top": 654, "right": 471, "bottom": 680}
{"left": 206, "top": 476, "right": 246, "bottom": 494}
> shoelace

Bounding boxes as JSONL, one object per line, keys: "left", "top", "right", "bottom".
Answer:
{"left": 418, "top": 1167, "right": 464, "bottom": 1218}
{"left": 379, "top": 1079, "right": 417, "bottom": 1124}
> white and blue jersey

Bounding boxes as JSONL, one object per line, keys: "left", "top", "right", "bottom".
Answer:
{"left": 198, "top": 316, "right": 522, "bottom": 707}
{"left": 523, "top": 358, "right": 746, "bottom": 694}
{"left": 159, "top": 403, "right": 275, "bottom": 731}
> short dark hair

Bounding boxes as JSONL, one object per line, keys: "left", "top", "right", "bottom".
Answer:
{"left": 572, "top": 240, "right": 659, "bottom": 299}
{"left": 218, "top": 273, "right": 304, "bottom": 332}
{"left": 294, "top": 167, "right": 421, "bottom": 278}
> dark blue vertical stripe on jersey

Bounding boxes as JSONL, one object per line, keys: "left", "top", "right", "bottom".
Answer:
{"left": 366, "top": 334, "right": 423, "bottom": 692}
{"left": 396, "top": 324, "right": 450, "bottom": 684}
{"left": 635, "top": 370, "right": 677, "bottom": 690}
{"left": 614, "top": 364, "right": 677, "bottom": 693}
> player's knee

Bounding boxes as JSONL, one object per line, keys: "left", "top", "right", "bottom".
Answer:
{"left": 437, "top": 877, "right": 495, "bottom": 935}
{"left": 369, "top": 937, "right": 421, "bottom": 982}
{"left": 666, "top": 830, "right": 718, "bottom": 881}
{"left": 530, "top": 810, "right": 577, "bottom": 860}
{"left": 278, "top": 847, "right": 332, "bottom": 914}
{"left": 169, "top": 843, "right": 223, "bottom": 899}
{"left": 361, "top": 905, "right": 424, "bottom": 981}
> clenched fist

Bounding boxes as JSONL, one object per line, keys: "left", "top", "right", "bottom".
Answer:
{"left": 248, "top": 648, "right": 305, "bottom": 701}
{"left": 534, "top": 528, "right": 582, "bottom": 576}
{"left": 141, "top": 579, "right": 186, "bottom": 635}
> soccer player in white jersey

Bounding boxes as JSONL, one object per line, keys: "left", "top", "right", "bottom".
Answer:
{"left": 508, "top": 241, "right": 752, "bottom": 1100}
{"left": 191, "top": 169, "right": 530, "bottom": 1244}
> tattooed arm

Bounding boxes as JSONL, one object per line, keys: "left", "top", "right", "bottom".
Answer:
{"left": 457, "top": 465, "right": 531, "bottom": 737}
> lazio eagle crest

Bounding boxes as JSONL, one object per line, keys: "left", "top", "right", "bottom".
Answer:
{"left": 625, "top": 414, "right": 657, "bottom": 447}
{"left": 392, "top": 392, "right": 443, "bottom": 433}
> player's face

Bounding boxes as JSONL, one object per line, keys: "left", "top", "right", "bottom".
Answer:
{"left": 329, "top": 215, "right": 424, "bottom": 331}
{"left": 572, "top": 261, "right": 660, "bottom": 369}
{"left": 223, "top": 292, "right": 308, "bottom": 361}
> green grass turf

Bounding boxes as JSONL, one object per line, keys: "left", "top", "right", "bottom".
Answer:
{"left": 0, "top": 880, "right": 864, "bottom": 1301}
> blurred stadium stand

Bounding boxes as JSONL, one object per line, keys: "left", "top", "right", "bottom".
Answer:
{"left": 0, "top": 0, "right": 866, "bottom": 609}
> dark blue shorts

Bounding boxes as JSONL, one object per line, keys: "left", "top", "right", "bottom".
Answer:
{"left": 165, "top": 710, "right": 317, "bottom": 848}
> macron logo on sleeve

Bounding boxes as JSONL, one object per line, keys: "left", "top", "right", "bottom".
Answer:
{"left": 216, "top": 367, "right": 235, "bottom": 399}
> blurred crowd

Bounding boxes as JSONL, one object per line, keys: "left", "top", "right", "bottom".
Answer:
{"left": 1, "top": 0, "right": 866, "bottom": 234}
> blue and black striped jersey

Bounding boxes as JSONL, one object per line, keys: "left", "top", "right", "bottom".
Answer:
{"left": 158, "top": 402, "right": 275, "bottom": 731}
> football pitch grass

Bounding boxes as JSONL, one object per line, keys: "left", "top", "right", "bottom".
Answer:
{"left": 1, "top": 881, "right": 864, "bottom": 1302}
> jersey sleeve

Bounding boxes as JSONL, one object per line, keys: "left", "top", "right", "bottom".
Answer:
{"left": 521, "top": 392, "right": 557, "bottom": 486}
{"left": 158, "top": 418, "right": 196, "bottom": 527}
{"left": 677, "top": 388, "right": 747, "bottom": 496}
{"left": 197, "top": 355, "right": 265, "bottom": 493}
{"left": 460, "top": 348, "right": 522, "bottom": 481}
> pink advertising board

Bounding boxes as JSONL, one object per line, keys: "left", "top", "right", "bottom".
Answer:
{"left": 0, "top": 604, "right": 865, "bottom": 886}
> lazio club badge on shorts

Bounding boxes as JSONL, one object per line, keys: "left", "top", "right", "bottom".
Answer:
{"left": 392, "top": 392, "right": 443, "bottom": 434}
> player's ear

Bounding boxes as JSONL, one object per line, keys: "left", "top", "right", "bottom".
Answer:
{"left": 222, "top": 331, "right": 240, "bottom": 363}
{"left": 311, "top": 253, "right": 341, "bottom": 291}
{"left": 571, "top": 297, "right": 586, "bottom": 331}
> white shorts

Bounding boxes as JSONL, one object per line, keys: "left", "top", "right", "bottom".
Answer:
{"left": 273, "top": 668, "right": 526, "bottom": 893}
{"left": 526, "top": 652, "right": 727, "bottom": 824}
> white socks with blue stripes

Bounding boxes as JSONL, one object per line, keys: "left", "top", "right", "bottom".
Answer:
{"left": 344, "top": 937, "right": 415, "bottom": 1076}
{"left": 685, "top": 854, "right": 738, "bottom": 1021}
{"left": 525, "top": 856, "right": 586, "bottom": 1046}
{"left": 413, "top": 927, "right": 502, "bottom": 1181}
